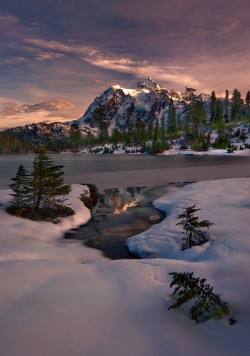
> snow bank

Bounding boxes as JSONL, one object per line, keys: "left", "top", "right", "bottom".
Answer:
{"left": 127, "top": 179, "right": 250, "bottom": 262}
{"left": 0, "top": 179, "right": 250, "bottom": 356}
{"left": 0, "top": 184, "right": 106, "bottom": 264}
{"left": 162, "top": 148, "right": 250, "bottom": 156}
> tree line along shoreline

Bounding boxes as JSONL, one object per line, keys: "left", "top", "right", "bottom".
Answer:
{"left": 0, "top": 87, "right": 249, "bottom": 154}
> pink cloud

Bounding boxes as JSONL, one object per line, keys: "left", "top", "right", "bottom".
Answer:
{"left": 3, "top": 57, "right": 27, "bottom": 64}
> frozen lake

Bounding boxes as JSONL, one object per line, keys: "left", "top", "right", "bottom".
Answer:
{"left": 0, "top": 153, "right": 250, "bottom": 190}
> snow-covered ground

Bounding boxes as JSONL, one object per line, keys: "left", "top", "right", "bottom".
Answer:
{"left": 77, "top": 142, "right": 250, "bottom": 157}
{"left": 0, "top": 179, "right": 250, "bottom": 356}
{"left": 0, "top": 185, "right": 105, "bottom": 264}
{"left": 76, "top": 122, "right": 250, "bottom": 156}
{"left": 162, "top": 147, "right": 250, "bottom": 156}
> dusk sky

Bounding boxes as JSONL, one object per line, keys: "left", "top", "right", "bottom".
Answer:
{"left": 0, "top": 0, "right": 249, "bottom": 129}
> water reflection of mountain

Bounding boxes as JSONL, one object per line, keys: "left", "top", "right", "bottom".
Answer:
{"left": 64, "top": 185, "right": 166, "bottom": 259}
{"left": 102, "top": 187, "right": 146, "bottom": 214}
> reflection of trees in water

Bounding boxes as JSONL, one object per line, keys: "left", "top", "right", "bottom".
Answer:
{"left": 103, "top": 187, "right": 145, "bottom": 214}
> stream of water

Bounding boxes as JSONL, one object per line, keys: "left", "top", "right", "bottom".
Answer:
{"left": 65, "top": 184, "right": 186, "bottom": 259}
{"left": 1, "top": 154, "right": 249, "bottom": 259}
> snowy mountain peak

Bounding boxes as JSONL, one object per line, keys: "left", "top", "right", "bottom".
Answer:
{"left": 136, "top": 77, "right": 163, "bottom": 91}
{"left": 75, "top": 78, "right": 188, "bottom": 130}
{"left": 73, "top": 78, "right": 212, "bottom": 132}
{"left": 111, "top": 84, "right": 149, "bottom": 97}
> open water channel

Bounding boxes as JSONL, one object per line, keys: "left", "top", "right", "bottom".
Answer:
{"left": 0, "top": 153, "right": 250, "bottom": 190}
{"left": 1, "top": 154, "right": 249, "bottom": 259}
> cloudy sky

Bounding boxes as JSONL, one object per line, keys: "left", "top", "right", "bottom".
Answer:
{"left": 0, "top": 0, "right": 249, "bottom": 129}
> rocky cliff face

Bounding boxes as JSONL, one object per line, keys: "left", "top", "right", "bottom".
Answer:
{"left": 74, "top": 77, "right": 192, "bottom": 130}
{"left": 3, "top": 122, "right": 94, "bottom": 146}
{"left": 2, "top": 78, "right": 212, "bottom": 146}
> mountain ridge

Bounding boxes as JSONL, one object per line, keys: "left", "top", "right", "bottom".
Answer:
{"left": 0, "top": 77, "right": 216, "bottom": 149}
{"left": 68, "top": 77, "right": 211, "bottom": 131}
{"left": 67, "top": 78, "right": 187, "bottom": 130}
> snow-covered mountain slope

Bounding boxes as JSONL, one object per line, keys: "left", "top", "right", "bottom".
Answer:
{"left": 1, "top": 77, "right": 213, "bottom": 144}
{"left": 73, "top": 77, "right": 205, "bottom": 130}
{"left": 1, "top": 121, "right": 97, "bottom": 146}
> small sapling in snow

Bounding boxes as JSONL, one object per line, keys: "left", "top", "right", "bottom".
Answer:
{"left": 176, "top": 204, "right": 214, "bottom": 250}
{"left": 168, "top": 272, "right": 229, "bottom": 323}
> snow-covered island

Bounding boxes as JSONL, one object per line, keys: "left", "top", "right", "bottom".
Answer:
{"left": 0, "top": 178, "right": 250, "bottom": 356}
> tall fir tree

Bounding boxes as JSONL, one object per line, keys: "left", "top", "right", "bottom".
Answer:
{"left": 231, "top": 89, "right": 244, "bottom": 121}
{"left": 112, "top": 127, "right": 121, "bottom": 145}
{"left": 94, "top": 104, "right": 109, "bottom": 143}
{"left": 177, "top": 114, "right": 182, "bottom": 132}
{"left": 29, "top": 147, "right": 71, "bottom": 211}
{"left": 134, "top": 114, "right": 145, "bottom": 145}
{"left": 210, "top": 91, "right": 217, "bottom": 123}
{"left": 138, "top": 119, "right": 147, "bottom": 149}
{"left": 70, "top": 123, "right": 83, "bottom": 147}
{"left": 126, "top": 119, "right": 133, "bottom": 146}
{"left": 183, "top": 87, "right": 197, "bottom": 102}
{"left": 152, "top": 117, "right": 161, "bottom": 153}
{"left": 160, "top": 113, "right": 167, "bottom": 144}
{"left": 167, "top": 99, "right": 177, "bottom": 136}
{"left": 185, "top": 98, "right": 207, "bottom": 139}
{"left": 86, "top": 130, "right": 95, "bottom": 145}
{"left": 8, "top": 165, "right": 30, "bottom": 209}
{"left": 224, "top": 89, "right": 229, "bottom": 122}
{"left": 154, "top": 117, "right": 161, "bottom": 141}
{"left": 218, "top": 117, "right": 226, "bottom": 136}
{"left": 147, "top": 122, "right": 154, "bottom": 140}
{"left": 215, "top": 99, "right": 223, "bottom": 124}
{"left": 245, "top": 91, "right": 250, "bottom": 117}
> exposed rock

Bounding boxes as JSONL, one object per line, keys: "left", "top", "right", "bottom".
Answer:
{"left": 74, "top": 77, "right": 190, "bottom": 131}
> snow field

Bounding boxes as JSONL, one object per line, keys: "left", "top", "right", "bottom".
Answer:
{"left": 0, "top": 179, "right": 250, "bottom": 355}
{"left": 0, "top": 184, "right": 106, "bottom": 264}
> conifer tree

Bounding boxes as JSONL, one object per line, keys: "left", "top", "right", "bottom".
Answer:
{"left": 102, "top": 124, "right": 110, "bottom": 143}
{"left": 218, "top": 117, "right": 226, "bottom": 136}
{"left": 139, "top": 121, "right": 147, "bottom": 149}
{"left": 94, "top": 104, "right": 108, "bottom": 143}
{"left": 112, "top": 127, "right": 121, "bottom": 145}
{"left": 152, "top": 117, "right": 161, "bottom": 152}
{"left": 86, "top": 130, "right": 95, "bottom": 145}
{"left": 134, "top": 114, "right": 146, "bottom": 146}
{"left": 185, "top": 99, "right": 207, "bottom": 139}
{"left": 231, "top": 89, "right": 244, "bottom": 121}
{"left": 154, "top": 117, "right": 161, "bottom": 142}
{"left": 167, "top": 99, "right": 177, "bottom": 136}
{"left": 183, "top": 87, "right": 196, "bottom": 102}
{"left": 183, "top": 88, "right": 207, "bottom": 139}
{"left": 160, "top": 113, "right": 167, "bottom": 144}
{"left": 215, "top": 99, "right": 223, "bottom": 124}
{"left": 168, "top": 272, "right": 229, "bottom": 322}
{"left": 126, "top": 119, "right": 133, "bottom": 146}
{"left": 177, "top": 114, "right": 182, "bottom": 131}
{"left": 70, "top": 123, "right": 83, "bottom": 147}
{"left": 245, "top": 91, "right": 250, "bottom": 117}
{"left": 210, "top": 91, "right": 217, "bottom": 123}
{"left": 177, "top": 204, "right": 214, "bottom": 250}
{"left": 147, "top": 122, "right": 154, "bottom": 140}
{"left": 224, "top": 89, "right": 229, "bottom": 122}
{"left": 29, "top": 147, "right": 71, "bottom": 211}
{"left": 8, "top": 165, "right": 30, "bottom": 209}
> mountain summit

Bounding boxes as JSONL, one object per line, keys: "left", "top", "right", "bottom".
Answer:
{"left": 73, "top": 78, "right": 193, "bottom": 130}
{"left": 1, "top": 78, "right": 212, "bottom": 150}
{"left": 136, "top": 77, "right": 163, "bottom": 90}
